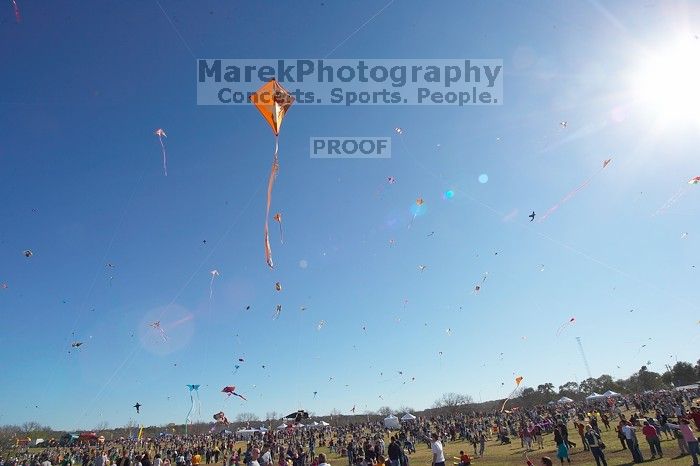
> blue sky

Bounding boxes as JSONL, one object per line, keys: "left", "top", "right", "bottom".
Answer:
{"left": 1, "top": 0, "right": 699, "bottom": 430}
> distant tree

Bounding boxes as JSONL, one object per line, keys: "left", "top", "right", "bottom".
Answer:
{"left": 558, "top": 381, "right": 579, "bottom": 398}
{"left": 377, "top": 406, "right": 394, "bottom": 416}
{"left": 671, "top": 362, "right": 696, "bottom": 386}
{"left": 235, "top": 412, "right": 259, "bottom": 423}
{"left": 94, "top": 421, "right": 110, "bottom": 431}
{"left": 432, "top": 393, "right": 473, "bottom": 413}
{"left": 536, "top": 383, "right": 555, "bottom": 397}
{"left": 20, "top": 422, "right": 42, "bottom": 434}
{"left": 398, "top": 406, "right": 415, "bottom": 414}
{"left": 265, "top": 411, "right": 279, "bottom": 421}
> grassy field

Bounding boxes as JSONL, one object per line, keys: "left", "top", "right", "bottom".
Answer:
{"left": 315, "top": 426, "right": 691, "bottom": 466}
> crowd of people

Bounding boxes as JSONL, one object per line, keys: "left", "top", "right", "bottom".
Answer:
{"left": 2, "top": 387, "right": 700, "bottom": 466}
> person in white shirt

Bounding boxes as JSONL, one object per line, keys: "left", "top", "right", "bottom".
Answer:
{"left": 153, "top": 455, "right": 163, "bottom": 466}
{"left": 431, "top": 434, "right": 445, "bottom": 466}
{"left": 318, "top": 453, "right": 331, "bottom": 466}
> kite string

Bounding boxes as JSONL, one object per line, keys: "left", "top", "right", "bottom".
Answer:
{"left": 323, "top": 0, "right": 395, "bottom": 58}
{"left": 539, "top": 165, "right": 605, "bottom": 221}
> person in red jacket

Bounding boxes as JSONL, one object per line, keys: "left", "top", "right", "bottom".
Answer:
{"left": 641, "top": 421, "right": 663, "bottom": 459}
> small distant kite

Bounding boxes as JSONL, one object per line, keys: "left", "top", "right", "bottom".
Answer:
{"left": 409, "top": 198, "right": 424, "bottom": 228}
{"left": 394, "top": 127, "right": 403, "bottom": 135}
{"left": 350, "top": 404, "right": 356, "bottom": 413}
{"left": 313, "top": 391, "right": 318, "bottom": 399}
{"left": 474, "top": 272, "right": 488, "bottom": 294}
{"left": 681, "top": 232, "right": 689, "bottom": 239}
{"left": 688, "top": 176, "right": 700, "bottom": 185}
{"left": 418, "top": 265, "right": 427, "bottom": 272}
{"left": 556, "top": 317, "right": 576, "bottom": 336}
{"left": 1, "top": 283, "right": 8, "bottom": 289}
{"left": 154, "top": 129, "right": 168, "bottom": 176}
{"left": 387, "top": 176, "right": 396, "bottom": 184}
{"left": 23, "top": 250, "right": 33, "bottom": 258}
{"left": 71, "top": 341, "right": 83, "bottom": 348}
{"left": 273, "top": 304, "right": 282, "bottom": 320}
{"left": 150, "top": 321, "right": 167, "bottom": 342}
{"left": 273, "top": 213, "right": 284, "bottom": 244}
{"left": 529, "top": 211, "right": 536, "bottom": 222}
{"left": 559, "top": 121, "right": 568, "bottom": 128}
{"left": 317, "top": 320, "right": 326, "bottom": 330}
{"left": 445, "top": 328, "right": 452, "bottom": 336}
{"left": 222, "top": 386, "right": 247, "bottom": 400}
{"left": 233, "top": 365, "right": 240, "bottom": 374}
{"left": 275, "top": 281, "right": 282, "bottom": 292}
{"left": 134, "top": 403, "right": 141, "bottom": 414}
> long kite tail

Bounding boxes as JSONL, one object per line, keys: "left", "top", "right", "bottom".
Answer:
{"left": 159, "top": 138, "right": 168, "bottom": 177}
{"left": 500, "top": 387, "right": 518, "bottom": 412}
{"left": 186, "top": 392, "right": 194, "bottom": 426}
{"left": 278, "top": 221, "right": 284, "bottom": 245}
{"left": 11, "top": 0, "right": 20, "bottom": 22}
{"left": 539, "top": 165, "right": 606, "bottom": 222}
{"left": 264, "top": 136, "right": 279, "bottom": 268}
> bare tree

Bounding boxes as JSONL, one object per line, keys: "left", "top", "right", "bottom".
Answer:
{"left": 235, "top": 412, "right": 259, "bottom": 423}
{"left": 432, "top": 393, "right": 474, "bottom": 413}
{"left": 265, "top": 411, "right": 279, "bottom": 421}
{"left": 377, "top": 406, "right": 394, "bottom": 416}
{"left": 398, "top": 406, "right": 415, "bottom": 414}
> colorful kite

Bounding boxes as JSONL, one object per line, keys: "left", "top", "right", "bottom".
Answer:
{"left": 221, "top": 385, "right": 247, "bottom": 400}
{"left": 556, "top": 317, "right": 576, "bottom": 336}
{"left": 185, "top": 384, "right": 201, "bottom": 426}
{"left": 539, "top": 159, "right": 612, "bottom": 221}
{"left": 500, "top": 376, "right": 524, "bottom": 412}
{"left": 213, "top": 411, "right": 229, "bottom": 424}
{"left": 688, "top": 176, "right": 700, "bottom": 185}
{"left": 273, "top": 212, "right": 284, "bottom": 244}
{"left": 275, "top": 281, "right": 282, "bottom": 292}
{"left": 154, "top": 128, "right": 168, "bottom": 176}
{"left": 409, "top": 197, "right": 424, "bottom": 228}
{"left": 249, "top": 79, "right": 295, "bottom": 269}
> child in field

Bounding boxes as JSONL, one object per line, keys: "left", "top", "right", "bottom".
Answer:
{"left": 452, "top": 451, "right": 471, "bottom": 466}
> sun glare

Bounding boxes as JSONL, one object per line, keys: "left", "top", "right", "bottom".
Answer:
{"left": 631, "top": 37, "right": 700, "bottom": 128}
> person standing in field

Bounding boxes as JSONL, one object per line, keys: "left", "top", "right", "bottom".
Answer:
{"left": 584, "top": 425, "right": 607, "bottom": 466}
{"left": 430, "top": 434, "right": 445, "bottom": 466}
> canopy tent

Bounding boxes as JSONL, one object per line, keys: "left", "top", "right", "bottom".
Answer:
{"left": 319, "top": 421, "right": 330, "bottom": 426}
{"left": 585, "top": 393, "right": 606, "bottom": 401}
{"left": 236, "top": 429, "right": 259, "bottom": 440}
{"left": 557, "top": 396, "right": 574, "bottom": 404}
{"left": 602, "top": 390, "right": 621, "bottom": 397}
{"left": 401, "top": 413, "right": 417, "bottom": 421}
{"left": 675, "top": 384, "right": 699, "bottom": 391}
{"left": 276, "top": 423, "right": 287, "bottom": 430}
{"left": 383, "top": 415, "right": 400, "bottom": 429}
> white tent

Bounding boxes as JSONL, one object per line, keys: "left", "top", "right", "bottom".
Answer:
{"left": 557, "top": 396, "right": 574, "bottom": 404}
{"left": 258, "top": 426, "right": 268, "bottom": 432}
{"left": 675, "top": 384, "right": 699, "bottom": 391}
{"left": 319, "top": 421, "right": 330, "bottom": 426}
{"left": 35, "top": 439, "right": 44, "bottom": 446}
{"left": 383, "top": 415, "right": 400, "bottom": 429}
{"left": 603, "top": 390, "right": 621, "bottom": 397}
{"left": 276, "top": 424, "right": 287, "bottom": 430}
{"left": 401, "top": 413, "right": 417, "bottom": 421}
{"left": 585, "top": 392, "right": 606, "bottom": 401}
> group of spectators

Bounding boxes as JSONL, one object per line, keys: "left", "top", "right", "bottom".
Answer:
{"left": 3, "top": 387, "right": 700, "bottom": 466}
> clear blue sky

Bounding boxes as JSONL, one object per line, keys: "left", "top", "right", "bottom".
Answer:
{"left": 1, "top": 0, "right": 699, "bottom": 431}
